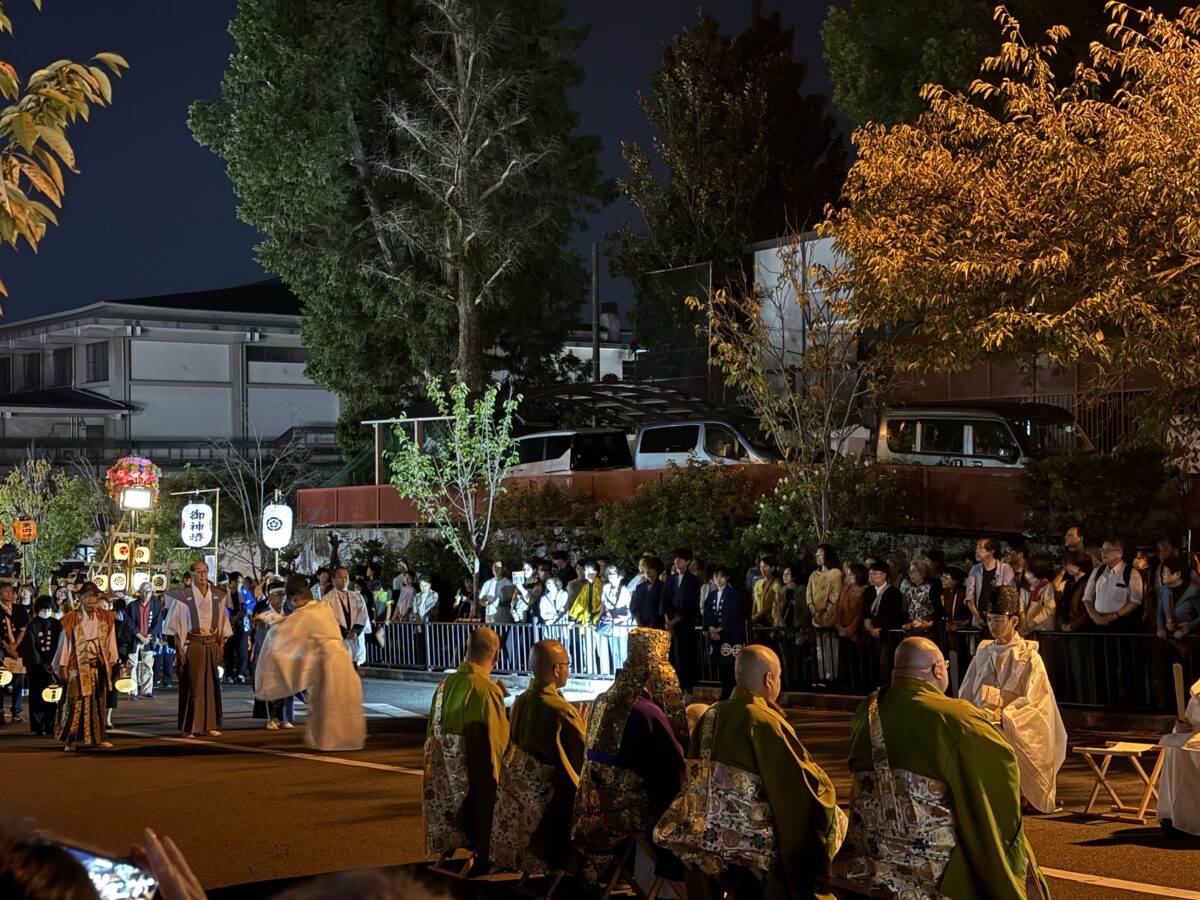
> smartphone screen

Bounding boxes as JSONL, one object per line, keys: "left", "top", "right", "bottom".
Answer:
{"left": 64, "top": 845, "right": 158, "bottom": 900}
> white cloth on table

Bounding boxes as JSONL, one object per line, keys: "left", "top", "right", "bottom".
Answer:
{"left": 1157, "top": 678, "right": 1200, "bottom": 836}
{"left": 959, "top": 636, "right": 1067, "bottom": 813}
{"left": 255, "top": 600, "right": 366, "bottom": 751}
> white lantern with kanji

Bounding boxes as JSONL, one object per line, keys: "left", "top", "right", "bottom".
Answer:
{"left": 181, "top": 502, "right": 214, "bottom": 549}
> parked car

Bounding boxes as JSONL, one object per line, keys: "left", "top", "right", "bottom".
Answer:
{"left": 874, "top": 402, "right": 1092, "bottom": 468}
{"left": 632, "top": 419, "right": 777, "bottom": 470}
{"left": 509, "top": 429, "right": 633, "bottom": 477}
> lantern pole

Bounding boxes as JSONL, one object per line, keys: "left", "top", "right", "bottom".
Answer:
{"left": 273, "top": 488, "right": 281, "bottom": 576}
{"left": 170, "top": 487, "right": 221, "bottom": 572}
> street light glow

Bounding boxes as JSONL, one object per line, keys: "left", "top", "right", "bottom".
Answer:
{"left": 119, "top": 486, "right": 155, "bottom": 511}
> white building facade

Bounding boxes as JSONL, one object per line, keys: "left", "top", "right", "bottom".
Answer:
{"left": 0, "top": 280, "right": 340, "bottom": 467}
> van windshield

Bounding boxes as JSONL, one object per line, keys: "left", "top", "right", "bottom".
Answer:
{"left": 1008, "top": 418, "right": 1091, "bottom": 454}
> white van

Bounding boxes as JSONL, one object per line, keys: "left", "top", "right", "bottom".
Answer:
{"left": 633, "top": 419, "right": 777, "bottom": 470}
{"left": 874, "top": 402, "right": 1092, "bottom": 468}
{"left": 509, "top": 429, "right": 633, "bottom": 477}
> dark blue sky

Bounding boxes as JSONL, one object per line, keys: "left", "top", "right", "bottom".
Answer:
{"left": 0, "top": 1, "right": 841, "bottom": 323}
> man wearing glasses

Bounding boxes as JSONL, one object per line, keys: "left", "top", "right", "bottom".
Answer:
{"left": 837, "top": 636, "right": 1049, "bottom": 899}
{"left": 1084, "top": 537, "right": 1143, "bottom": 629}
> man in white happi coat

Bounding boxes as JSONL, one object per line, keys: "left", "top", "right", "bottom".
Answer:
{"left": 255, "top": 574, "right": 366, "bottom": 752}
{"left": 1158, "top": 675, "right": 1200, "bottom": 837}
{"left": 325, "top": 567, "right": 369, "bottom": 667}
{"left": 163, "top": 560, "right": 232, "bottom": 738}
{"left": 959, "top": 585, "right": 1067, "bottom": 813}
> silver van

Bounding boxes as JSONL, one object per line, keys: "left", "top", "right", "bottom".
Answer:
{"left": 874, "top": 402, "right": 1092, "bottom": 468}
{"left": 633, "top": 419, "right": 777, "bottom": 470}
{"left": 509, "top": 429, "right": 633, "bottom": 477}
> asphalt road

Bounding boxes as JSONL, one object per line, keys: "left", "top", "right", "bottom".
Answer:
{"left": 2, "top": 678, "right": 1198, "bottom": 899}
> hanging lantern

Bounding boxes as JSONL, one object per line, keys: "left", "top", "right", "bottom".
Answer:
{"left": 180, "top": 501, "right": 214, "bottom": 549}
{"left": 261, "top": 502, "right": 294, "bottom": 551}
{"left": 131, "top": 571, "right": 150, "bottom": 592}
{"left": 12, "top": 517, "right": 37, "bottom": 544}
{"left": 42, "top": 684, "right": 63, "bottom": 703}
{"left": 93, "top": 574, "right": 109, "bottom": 592}
{"left": 114, "top": 675, "right": 136, "bottom": 694}
{"left": 113, "top": 541, "right": 131, "bottom": 561}
{"left": 0, "top": 670, "right": 11, "bottom": 687}
{"left": 151, "top": 573, "right": 167, "bottom": 591}
{"left": 110, "top": 571, "right": 128, "bottom": 592}
{"left": 133, "top": 544, "right": 151, "bottom": 564}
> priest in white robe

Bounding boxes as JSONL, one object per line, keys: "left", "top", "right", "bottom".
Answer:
{"left": 959, "top": 584, "right": 1067, "bottom": 813}
{"left": 325, "top": 567, "right": 369, "bottom": 666}
{"left": 1158, "top": 675, "right": 1200, "bottom": 837}
{"left": 255, "top": 574, "right": 366, "bottom": 752}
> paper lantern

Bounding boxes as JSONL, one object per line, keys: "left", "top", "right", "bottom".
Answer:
{"left": 93, "top": 574, "right": 109, "bottom": 592}
{"left": 110, "top": 571, "right": 127, "bottom": 592}
{"left": 131, "top": 571, "right": 150, "bottom": 591}
{"left": 113, "top": 541, "right": 131, "bottom": 561}
{"left": 151, "top": 573, "right": 167, "bottom": 591}
{"left": 42, "top": 685, "right": 63, "bottom": 703}
{"left": 12, "top": 517, "right": 37, "bottom": 543}
{"left": 114, "top": 676, "right": 136, "bottom": 694}
{"left": 261, "top": 503, "right": 294, "bottom": 550}
{"left": 0, "top": 670, "right": 11, "bottom": 687}
{"left": 133, "top": 544, "right": 151, "bottom": 564}
{"left": 180, "top": 501, "right": 214, "bottom": 549}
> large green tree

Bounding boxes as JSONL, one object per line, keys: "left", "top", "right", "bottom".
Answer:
{"left": 608, "top": 10, "right": 846, "bottom": 283}
{"left": 822, "top": 0, "right": 1189, "bottom": 126}
{"left": 191, "top": 0, "right": 601, "bottom": 450}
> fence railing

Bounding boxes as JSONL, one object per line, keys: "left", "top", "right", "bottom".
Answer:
{"left": 365, "top": 621, "right": 1199, "bottom": 715}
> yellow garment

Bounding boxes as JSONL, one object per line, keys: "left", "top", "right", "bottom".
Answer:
{"left": 569, "top": 578, "right": 604, "bottom": 626}
{"left": 806, "top": 568, "right": 844, "bottom": 628}
{"left": 753, "top": 577, "right": 782, "bottom": 623}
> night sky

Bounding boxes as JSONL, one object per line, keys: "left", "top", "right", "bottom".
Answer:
{"left": 0, "top": 1, "right": 842, "bottom": 323}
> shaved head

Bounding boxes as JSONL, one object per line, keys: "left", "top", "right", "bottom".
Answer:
{"left": 893, "top": 636, "right": 949, "bottom": 692}
{"left": 467, "top": 627, "right": 501, "bottom": 668}
{"left": 531, "top": 639, "right": 569, "bottom": 686}
{"left": 735, "top": 645, "right": 782, "bottom": 701}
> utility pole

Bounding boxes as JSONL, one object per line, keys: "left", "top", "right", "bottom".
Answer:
{"left": 592, "top": 242, "right": 601, "bottom": 383}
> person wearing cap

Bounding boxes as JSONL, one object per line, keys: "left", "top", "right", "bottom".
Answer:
{"left": 836, "top": 636, "right": 1049, "bottom": 898}
{"left": 163, "top": 560, "right": 232, "bottom": 738}
{"left": 958, "top": 584, "right": 1067, "bottom": 813}
{"left": 254, "top": 574, "right": 366, "bottom": 752}
{"left": 51, "top": 582, "right": 122, "bottom": 751}
{"left": 23, "top": 596, "right": 63, "bottom": 736}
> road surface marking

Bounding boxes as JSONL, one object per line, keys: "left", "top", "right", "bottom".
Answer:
{"left": 109, "top": 729, "right": 423, "bottom": 776}
{"left": 363, "top": 702, "right": 423, "bottom": 718}
{"left": 1042, "top": 867, "right": 1200, "bottom": 898}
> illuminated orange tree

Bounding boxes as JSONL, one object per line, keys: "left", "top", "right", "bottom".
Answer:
{"left": 821, "top": 3, "right": 1200, "bottom": 451}
{"left": 0, "top": 1, "right": 126, "bottom": 300}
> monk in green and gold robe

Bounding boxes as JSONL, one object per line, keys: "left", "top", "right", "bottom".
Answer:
{"left": 492, "top": 639, "right": 587, "bottom": 874}
{"left": 424, "top": 626, "right": 509, "bottom": 870}
{"left": 838, "top": 636, "right": 1050, "bottom": 899}
{"left": 677, "top": 645, "right": 840, "bottom": 900}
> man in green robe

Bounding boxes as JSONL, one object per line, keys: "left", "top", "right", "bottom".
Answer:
{"left": 424, "top": 626, "right": 509, "bottom": 871}
{"left": 495, "top": 638, "right": 587, "bottom": 873}
{"left": 839, "top": 636, "right": 1050, "bottom": 899}
{"left": 672, "top": 645, "right": 840, "bottom": 900}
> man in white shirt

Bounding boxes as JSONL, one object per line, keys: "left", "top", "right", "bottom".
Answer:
{"left": 478, "top": 560, "right": 513, "bottom": 624}
{"left": 1083, "top": 537, "right": 1143, "bottom": 628}
{"left": 163, "top": 560, "right": 232, "bottom": 738}
{"left": 325, "top": 567, "right": 369, "bottom": 666}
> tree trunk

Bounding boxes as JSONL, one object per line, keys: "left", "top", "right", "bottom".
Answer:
{"left": 457, "top": 260, "right": 485, "bottom": 390}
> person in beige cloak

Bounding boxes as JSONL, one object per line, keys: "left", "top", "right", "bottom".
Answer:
{"left": 958, "top": 585, "right": 1067, "bottom": 813}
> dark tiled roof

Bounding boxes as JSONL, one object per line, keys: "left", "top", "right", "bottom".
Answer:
{"left": 104, "top": 279, "right": 300, "bottom": 317}
{"left": 0, "top": 387, "right": 130, "bottom": 411}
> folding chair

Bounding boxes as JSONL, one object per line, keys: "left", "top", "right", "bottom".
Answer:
{"left": 428, "top": 848, "right": 475, "bottom": 878}
{"left": 1072, "top": 740, "right": 1165, "bottom": 824}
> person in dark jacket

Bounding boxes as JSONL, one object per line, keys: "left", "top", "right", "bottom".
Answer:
{"left": 661, "top": 548, "right": 702, "bottom": 701}
{"left": 22, "top": 597, "right": 62, "bottom": 735}
{"left": 630, "top": 556, "right": 666, "bottom": 628}
{"left": 703, "top": 566, "right": 745, "bottom": 699}
{"left": 863, "top": 561, "right": 907, "bottom": 685}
